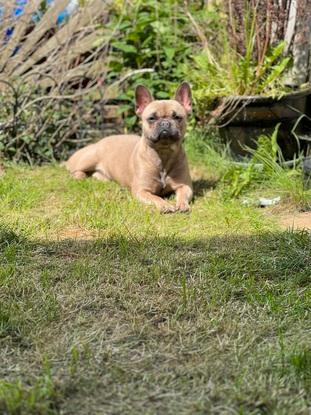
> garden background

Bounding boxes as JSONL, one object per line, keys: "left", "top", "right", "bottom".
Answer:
{"left": 0, "top": 1, "right": 311, "bottom": 414}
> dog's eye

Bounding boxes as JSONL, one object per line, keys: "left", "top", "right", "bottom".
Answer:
{"left": 173, "top": 114, "right": 183, "bottom": 121}
{"left": 148, "top": 116, "right": 157, "bottom": 123}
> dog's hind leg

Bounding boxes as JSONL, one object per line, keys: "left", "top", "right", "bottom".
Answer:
{"left": 66, "top": 145, "right": 98, "bottom": 179}
{"left": 92, "top": 170, "right": 110, "bottom": 181}
{"left": 72, "top": 170, "right": 88, "bottom": 180}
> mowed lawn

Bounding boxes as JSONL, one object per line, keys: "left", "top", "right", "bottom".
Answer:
{"left": 0, "top": 162, "right": 311, "bottom": 414}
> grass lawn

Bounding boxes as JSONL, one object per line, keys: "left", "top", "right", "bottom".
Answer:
{"left": 0, "top": 137, "right": 311, "bottom": 414}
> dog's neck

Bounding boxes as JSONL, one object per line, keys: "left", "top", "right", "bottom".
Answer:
{"left": 141, "top": 136, "right": 182, "bottom": 171}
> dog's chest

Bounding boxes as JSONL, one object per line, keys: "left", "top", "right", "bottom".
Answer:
{"left": 160, "top": 169, "right": 167, "bottom": 188}
{"left": 152, "top": 168, "right": 168, "bottom": 192}
{"left": 157, "top": 169, "right": 173, "bottom": 194}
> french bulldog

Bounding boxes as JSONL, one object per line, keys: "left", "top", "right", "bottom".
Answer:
{"left": 66, "top": 82, "right": 193, "bottom": 213}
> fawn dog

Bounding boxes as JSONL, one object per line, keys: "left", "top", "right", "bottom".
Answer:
{"left": 66, "top": 82, "right": 193, "bottom": 213}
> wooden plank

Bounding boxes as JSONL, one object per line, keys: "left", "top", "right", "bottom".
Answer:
{"left": 7, "top": 0, "right": 70, "bottom": 75}
{"left": 284, "top": 0, "right": 297, "bottom": 53}
{"left": 0, "top": 0, "right": 41, "bottom": 72}
{"left": 10, "top": 0, "right": 107, "bottom": 77}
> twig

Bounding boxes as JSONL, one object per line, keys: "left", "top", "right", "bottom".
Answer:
{"left": 184, "top": 1, "right": 219, "bottom": 67}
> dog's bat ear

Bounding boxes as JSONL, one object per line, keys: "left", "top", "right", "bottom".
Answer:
{"left": 175, "top": 82, "right": 192, "bottom": 114}
{"left": 135, "top": 85, "right": 153, "bottom": 116}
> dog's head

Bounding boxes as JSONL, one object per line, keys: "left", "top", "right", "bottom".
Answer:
{"left": 135, "top": 82, "right": 192, "bottom": 146}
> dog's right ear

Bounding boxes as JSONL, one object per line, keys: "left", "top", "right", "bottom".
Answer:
{"left": 135, "top": 85, "right": 153, "bottom": 116}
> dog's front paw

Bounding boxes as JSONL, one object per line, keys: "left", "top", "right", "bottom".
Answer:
{"left": 176, "top": 202, "right": 191, "bottom": 213}
{"left": 160, "top": 203, "right": 177, "bottom": 214}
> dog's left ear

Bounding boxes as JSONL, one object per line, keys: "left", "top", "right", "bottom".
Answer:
{"left": 135, "top": 85, "right": 153, "bottom": 116}
{"left": 175, "top": 82, "right": 192, "bottom": 114}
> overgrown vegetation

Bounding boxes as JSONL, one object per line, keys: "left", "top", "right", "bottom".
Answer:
{"left": 101, "top": 0, "right": 205, "bottom": 128}
{"left": 222, "top": 126, "right": 298, "bottom": 193}
{"left": 0, "top": 0, "right": 205, "bottom": 162}
{"left": 185, "top": 127, "right": 311, "bottom": 211}
{"left": 187, "top": 1, "right": 294, "bottom": 122}
{"left": 0, "top": 83, "right": 111, "bottom": 163}
{"left": 190, "top": 40, "right": 290, "bottom": 114}
{"left": 0, "top": 0, "right": 114, "bottom": 163}
{"left": 105, "top": 1, "right": 194, "bottom": 92}
{"left": 0, "top": 1, "right": 303, "bottom": 163}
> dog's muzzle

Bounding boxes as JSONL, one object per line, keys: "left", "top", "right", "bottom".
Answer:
{"left": 153, "top": 120, "right": 180, "bottom": 142}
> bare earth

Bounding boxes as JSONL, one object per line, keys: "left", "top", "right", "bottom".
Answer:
{"left": 278, "top": 211, "right": 311, "bottom": 230}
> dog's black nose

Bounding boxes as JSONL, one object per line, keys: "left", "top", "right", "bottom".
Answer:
{"left": 160, "top": 120, "right": 170, "bottom": 129}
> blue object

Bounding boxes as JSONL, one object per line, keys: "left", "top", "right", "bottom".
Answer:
{"left": 1, "top": 0, "right": 78, "bottom": 54}
{"left": 0, "top": 0, "right": 78, "bottom": 56}
{"left": 1, "top": 1, "right": 78, "bottom": 27}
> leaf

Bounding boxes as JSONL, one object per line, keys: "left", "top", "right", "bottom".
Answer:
{"left": 164, "top": 47, "right": 175, "bottom": 61}
{"left": 265, "top": 41, "right": 286, "bottom": 65}
{"left": 126, "top": 115, "right": 137, "bottom": 127}
{"left": 258, "top": 57, "right": 290, "bottom": 93}
{"left": 156, "top": 91, "right": 170, "bottom": 98}
{"left": 112, "top": 42, "right": 137, "bottom": 54}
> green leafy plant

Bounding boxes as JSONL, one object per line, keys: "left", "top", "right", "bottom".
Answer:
{"left": 191, "top": 41, "right": 290, "bottom": 101}
{"left": 222, "top": 124, "right": 310, "bottom": 209}
{"left": 99, "top": 0, "right": 201, "bottom": 128}
{"left": 223, "top": 125, "right": 284, "bottom": 196}
{"left": 223, "top": 125, "right": 282, "bottom": 197}
{"left": 188, "top": 2, "right": 292, "bottom": 119}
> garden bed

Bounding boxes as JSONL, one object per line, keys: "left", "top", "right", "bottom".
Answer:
{"left": 215, "top": 88, "right": 311, "bottom": 159}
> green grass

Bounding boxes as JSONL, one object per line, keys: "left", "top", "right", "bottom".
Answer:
{"left": 187, "top": 128, "right": 311, "bottom": 211}
{"left": 0, "top": 138, "right": 311, "bottom": 414}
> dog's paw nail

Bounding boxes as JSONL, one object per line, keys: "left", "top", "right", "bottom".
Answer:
{"left": 160, "top": 205, "right": 176, "bottom": 214}
{"left": 176, "top": 204, "right": 191, "bottom": 213}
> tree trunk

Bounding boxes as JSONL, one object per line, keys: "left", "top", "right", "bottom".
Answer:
{"left": 227, "top": 0, "right": 311, "bottom": 87}
{"left": 286, "top": 0, "right": 311, "bottom": 86}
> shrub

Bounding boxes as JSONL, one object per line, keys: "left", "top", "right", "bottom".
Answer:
{"left": 186, "top": 1, "right": 292, "bottom": 122}
{"left": 98, "top": 0, "right": 205, "bottom": 128}
{"left": 0, "top": 0, "right": 114, "bottom": 163}
{"left": 0, "top": 1, "right": 210, "bottom": 162}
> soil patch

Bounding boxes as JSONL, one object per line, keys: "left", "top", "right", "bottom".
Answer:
{"left": 277, "top": 211, "right": 311, "bottom": 231}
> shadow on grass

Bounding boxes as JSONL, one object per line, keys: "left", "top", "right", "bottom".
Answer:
{"left": 1, "top": 224, "right": 311, "bottom": 414}
{"left": 1, "top": 224, "right": 310, "bottom": 289}
{"left": 192, "top": 178, "right": 217, "bottom": 198}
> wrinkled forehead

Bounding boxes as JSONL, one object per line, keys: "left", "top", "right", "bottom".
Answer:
{"left": 142, "top": 100, "right": 186, "bottom": 118}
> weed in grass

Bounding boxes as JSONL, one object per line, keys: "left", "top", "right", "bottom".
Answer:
{"left": 186, "top": 126, "right": 310, "bottom": 212}
{"left": 185, "top": 128, "right": 229, "bottom": 183}
{"left": 289, "top": 347, "right": 311, "bottom": 390}
{"left": 0, "top": 310, "right": 23, "bottom": 341}
{"left": 221, "top": 126, "right": 311, "bottom": 210}
{"left": 0, "top": 358, "right": 58, "bottom": 415}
